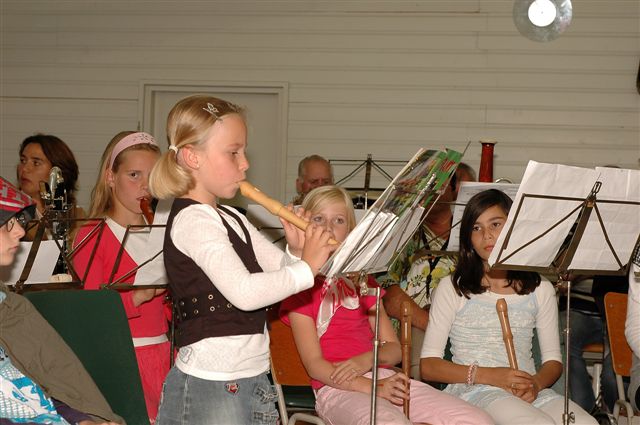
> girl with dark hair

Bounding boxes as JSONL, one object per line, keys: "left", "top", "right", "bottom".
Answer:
{"left": 453, "top": 189, "right": 541, "bottom": 298}
{"left": 421, "top": 189, "right": 597, "bottom": 424}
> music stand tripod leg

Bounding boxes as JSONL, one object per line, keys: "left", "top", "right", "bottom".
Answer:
{"left": 368, "top": 286, "right": 381, "bottom": 425}
{"left": 561, "top": 277, "right": 576, "bottom": 425}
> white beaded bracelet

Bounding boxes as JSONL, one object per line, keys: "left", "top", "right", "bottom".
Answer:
{"left": 466, "top": 361, "right": 479, "bottom": 386}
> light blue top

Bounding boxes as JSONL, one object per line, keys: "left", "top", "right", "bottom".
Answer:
{"left": 423, "top": 276, "right": 562, "bottom": 409}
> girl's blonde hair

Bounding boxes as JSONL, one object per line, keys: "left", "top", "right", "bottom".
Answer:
{"left": 149, "top": 94, "right": 244, "bottom": 199}
{"left": 301, "top": 185, "right": 356, "bottom": 231}
{"left": 88, "top": 131, "right": 161, "bottom": 218}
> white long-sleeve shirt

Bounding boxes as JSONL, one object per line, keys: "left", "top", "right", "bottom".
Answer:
{"left": 626, "top": 264, "right": 640, "bottom": 356}
{"left": 171, "top": 203, "right": 314, "bottom": 380}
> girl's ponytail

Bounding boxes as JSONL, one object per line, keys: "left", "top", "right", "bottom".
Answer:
{"left": 149, "top": 147, "right": 193, "bottom": 199}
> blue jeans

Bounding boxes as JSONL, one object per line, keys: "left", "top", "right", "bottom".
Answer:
{"left": 563, "top": 310, "right": 617, "bottom": 412}
{"left": 156, "top": 367, "right": 278, "bottom": 425}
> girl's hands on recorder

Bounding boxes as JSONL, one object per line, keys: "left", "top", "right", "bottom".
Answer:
{"left": 512, "top": 377, "right": 540, "bottom": 403}
{"left": 281, "top": 204, "right": 334, "bottom": 275}
{"left": 281, "top": 205, "right": 307, "bottom": 257}
{"left": 301, "top": 224, "right": 334, "bottom": 276}
{"left": 481, "top": 367, "right": 535, "bottom": 397}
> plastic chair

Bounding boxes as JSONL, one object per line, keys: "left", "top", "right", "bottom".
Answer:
{"left": 267, "top": 308, "right": 326, "bottom": 425}
{"left": 604, "top": 292, "right": 635, "bottom": 423}
{"left": 25, "top": 289, "right": 150, "bottom": 425}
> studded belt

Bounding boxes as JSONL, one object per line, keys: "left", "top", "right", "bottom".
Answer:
{"left": 175, "top": 292, "right": 234, "bottom": 321}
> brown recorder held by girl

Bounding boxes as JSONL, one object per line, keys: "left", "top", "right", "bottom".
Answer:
{"left": 238, "top": 181, "right": 338, "bottom": 245}
{"left": 496, "top": 298, "right": 519, "bottom": 370}
{"left": 401, "top": 301, "right": 412, "bottom": 418}
{"left": 139, "top": 197, "right": 155, "bottom": 226}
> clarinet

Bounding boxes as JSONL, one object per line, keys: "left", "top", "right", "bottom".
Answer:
{"left": 40, "top": 166, "right": 72, "bottom": 274}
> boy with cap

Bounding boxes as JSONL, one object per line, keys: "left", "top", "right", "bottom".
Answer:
{"left": 0, "top": 176, "right": 35, "bottom": 266}
{"left": 0, "top": 176, "right": 123, "bottom": 425}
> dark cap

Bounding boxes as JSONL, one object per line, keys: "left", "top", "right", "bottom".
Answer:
{"left": 0, "top": 176, "right": 36, "bottom": 227}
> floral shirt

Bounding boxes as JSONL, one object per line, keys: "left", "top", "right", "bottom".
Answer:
{"left": 377, "top": 224, "right": 456, "bottom": 330}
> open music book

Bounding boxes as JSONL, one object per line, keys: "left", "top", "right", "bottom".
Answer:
{"left": 321, "top": 148, "right": 462, "bottom": 278}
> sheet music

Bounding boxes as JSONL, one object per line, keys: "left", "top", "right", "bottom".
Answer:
{"left": 489, "top": 161, "right": 640, "bottom": 272}
{"left": 0, "top": 240, "right": 59, "bottom": 285}
{"left": 325, "top": 210, "right": 398, "bottom": 276}
{"left": 569, "top": 167, "right": 640, "bottom": 271}
{"left": 449, "top": 182, "right": 520, "bottom": 252}
{"left": 367, "top": 206, "right": 425, "bottom": 273}
{"left": 489, "top": 161, "right": 598, "bottom": 268}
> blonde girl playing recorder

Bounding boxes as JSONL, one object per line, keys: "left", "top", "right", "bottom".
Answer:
{"left": 149, "top": 95, "right": 334, "bottom": 425}
{"left": 280, "top": 185, "right": 493, "bottom": 425}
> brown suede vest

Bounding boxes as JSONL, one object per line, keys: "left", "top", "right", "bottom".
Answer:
{"left": 164, "top": 198, "right": 266, "bottom": 347}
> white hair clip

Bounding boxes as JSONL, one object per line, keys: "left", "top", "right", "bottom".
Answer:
{"left": 203, "top": 103, "right": 219, "bottom": 117}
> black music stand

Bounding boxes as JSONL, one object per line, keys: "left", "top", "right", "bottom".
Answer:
{"left": 63, "top": 198, "right": 172, "bottom": 291}
{"left": 103, "top": 199, "right": 172, "bottom": 290}
{"left": 323, "top": 148, "right": 463, "bottom": 424}
{"left": 9, "top": 215, "right": 95, "bottom": 293}
{"left": 102, "top": 224, "right": 167, "bottom": 289}
{"left": 331, "top": 154, "right": 407, "bottom": 210}
{"left": 489, "top": 163, "right": 640, "bottom": 425}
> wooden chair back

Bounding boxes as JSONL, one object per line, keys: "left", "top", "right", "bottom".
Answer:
{"left": 604, "top": 292, "right": 632, "bottom": 377}
{"left": 268, "top": 308, "right": 326, "bottom": 425}
{"left": 268, "top": 308, "right": 313, "bottom": 386}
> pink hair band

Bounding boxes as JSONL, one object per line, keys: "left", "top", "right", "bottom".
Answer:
{"left": 108, "top": 132, "right": 158, "bottom": 170}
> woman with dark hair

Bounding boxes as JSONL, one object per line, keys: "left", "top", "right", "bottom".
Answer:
{"left": 18, "top": 134, "right": 79, "bottom": 213}
{"left": 17, "top": 134, "right": 82, "bottom": 243}
{"left": 421, "top": 189, "right": 597, "bottom": 424}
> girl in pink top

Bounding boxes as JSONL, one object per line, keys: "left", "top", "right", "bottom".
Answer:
{"left": 280, "top": 185, "right": 493, "bottom": 425}
{"left": 73, "top": 131, "right": 169, "bottom": 424}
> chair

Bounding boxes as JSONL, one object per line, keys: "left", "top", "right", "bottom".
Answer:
{"left": 604, "top": 292, "right": 636, "bottom": 424}
{"left": 25, "top": 289, "right": 150, "bottom": 425}
{"left": 267, "top": 308, "right": 326, "bottom": 425}
{"left": 582, "top": 342, "right": 604, "bottom": 402}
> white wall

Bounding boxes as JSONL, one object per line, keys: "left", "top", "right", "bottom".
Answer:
{"left": 1, "top": 0, "right": 638, "bottom": 209}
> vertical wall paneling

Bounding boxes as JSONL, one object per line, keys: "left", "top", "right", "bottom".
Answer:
{"left": 1, "top": 0, "right": 638, "bottom": 208}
